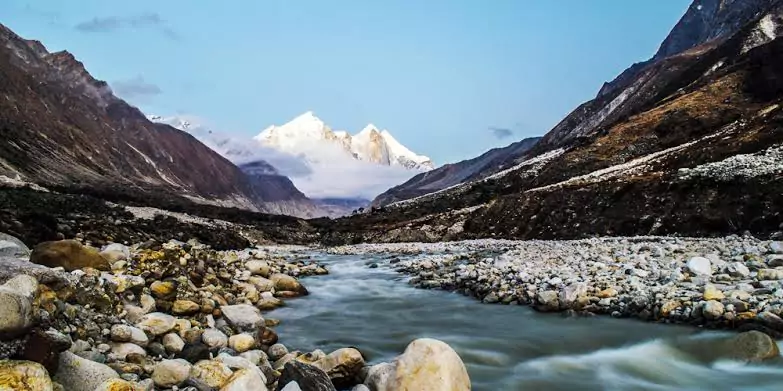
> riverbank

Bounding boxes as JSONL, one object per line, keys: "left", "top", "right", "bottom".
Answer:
{"left": 329, "top": 236, "right": 783, "bottom": 336}
{"left": 0, "top": 235, "right": 474, "bottom": 390}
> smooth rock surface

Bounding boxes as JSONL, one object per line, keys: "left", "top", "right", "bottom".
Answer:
{"left": 54, "top": 351, "right": 119, "bottom": 391}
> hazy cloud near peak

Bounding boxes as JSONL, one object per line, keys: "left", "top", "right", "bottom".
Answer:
{"left": 489, "top": 126, "right": 513, "bottom": 139}
{"left": 112, "top": 76, "right": 162, "bottom": 98}
{"left": 75, "top": 13, "right": 179, "bottom": 39}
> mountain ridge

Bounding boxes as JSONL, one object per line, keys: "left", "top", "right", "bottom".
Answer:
{"left": 320, "top": 0, "right": 783, "bottom": 243}
{"left": 0, "top": 23, "right": 318, "bottom": 218}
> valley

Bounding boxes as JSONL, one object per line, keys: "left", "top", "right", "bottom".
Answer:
{"left": 1, "top": 0, "right": 783, "bottom": 390}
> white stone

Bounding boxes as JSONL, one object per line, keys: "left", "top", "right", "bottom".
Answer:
{"left": 686, "top": 256, "right": 712, "bottom": 276}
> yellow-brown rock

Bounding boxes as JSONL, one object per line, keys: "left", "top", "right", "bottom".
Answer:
{"left": 30, "top": 240, "right": 110, "bottom": 271}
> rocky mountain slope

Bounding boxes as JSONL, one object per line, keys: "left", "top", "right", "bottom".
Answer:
{"left": 148, "top": 116, "right": 322, "bottom": 218}
{"left": 318, "top": 0, "right": 783, "bottom": 244}
{"left": 256, "top": 111, "right": 434, "bottom": 170}
{"left": 0, "top": 24, "right": 319, "bottom": 217}
{"left": 372, "top": 137, "right": 541, "bottom": 206}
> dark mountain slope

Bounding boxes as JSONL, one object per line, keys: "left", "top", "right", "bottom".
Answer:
{"left": 0, "top": 24, "right": 316, "bottom": 216}
{"left": 372, "top": 137, "right": 541, "bottom": 207}
{"left": 316, "top": 0, "right": 783, "bottom": 244}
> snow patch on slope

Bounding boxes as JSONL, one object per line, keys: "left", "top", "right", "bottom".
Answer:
{"left": 678, "top": 144, "right": 783, "bottom": 181}
{"left": 527, "top": 121, "right": 742, "bottom": 194}
{"left": 742, "top": 14, "right": 780, "bottom": 53}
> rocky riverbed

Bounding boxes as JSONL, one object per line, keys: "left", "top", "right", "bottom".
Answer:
{"left": 0, "top": 234, "right": 472, "bottom": 390}
{"left": 330, "top": 236, "right": 783, "bottom": 337}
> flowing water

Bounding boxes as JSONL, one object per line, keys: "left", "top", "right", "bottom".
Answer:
{"left": 268, "top": 252, "right": 783, "bottom": 390}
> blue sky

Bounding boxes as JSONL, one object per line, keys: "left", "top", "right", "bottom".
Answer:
{"left": 4, "top": 0, "right": 689, "bottom": 165}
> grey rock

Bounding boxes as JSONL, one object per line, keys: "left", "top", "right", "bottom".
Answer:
{"left": 152, "top": 359, "right": 192, "bottom": 388}
{"left": 702, "top": 300, "right": 725, "bottom": 320}
{"left": 54, "top": 351, "right": 120, "bottom": 391}
{"left": 268, "top": 343, "right": 289, "bottom": 361}
{"left": 276, "top": 361, "right": 336, "bottom": 391}
{"left": 220, "top": 304, "right": 265, "bottom": 333}
{"left": 202, "top": 328, "right": 228, "bottom": 350}
{"left": 726, "top": 262, "right": 750, "bottom": 278}
{"left": 0, "top": 233, "right": 29, "bottom": 258}
{"left": 536, "top": 290, "right": 559, "bottom": 312}
{"left": 0, "top": 256, "right": 71, "bottom": 285}
{"left": 0, "top": 275, "right": 37, "bottom": 339}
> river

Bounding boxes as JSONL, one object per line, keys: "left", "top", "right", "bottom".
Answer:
{"left": 268, "top": 252, "right": 783, "bottom": 390}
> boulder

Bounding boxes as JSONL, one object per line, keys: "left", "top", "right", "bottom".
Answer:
{"left": 216, "top": 353, "right": 267, "bottom": 384}
{"left": 362, "top": 362, "right": 394, "bottom": 391}
{"left": 220, "top": 304, "right": 265, "bottom": 332}
{"left": 0, "top": 256, "right": 70, "bottom": 286}
{"left": 758, "top": 311, "right": 783, "bottom": 331}
{"left": 276, "top": 361, "right": 336, "bottom": 391}
{"left": 178, "top": 342, "right": 211, "bottom": 363}
{"left": 0, "top": 233, "right": 30, "bottom": 258}
{"left": 0, "top": 359, "right": 53, "bottom": 391}
{"left": 0, "top": 275, "right": 37, "bottom": 339}
{"left": 172, "top": 300, "right": 200, "bottom": 315}
{"left": 257, "top": 327, "right": 279, "bottom": 346}
{"left": 270, "top": 274, "right": 308, "bottom": 296}
{"left": 686, "top": 257, "right": 712, "bottom": 276}
{"left": 135, "top": 313, "right": 176, "bottom": 336}
{"left": 311, "top": 348, "right": 364, "bottom": 388}
{"left": 369, "top": 338, "right": 469, "bottom": 391}
{"left": 536, "top": 290, "right": 559, "bottom": 312}
{"left": 559, "top": 283, "right": 587, "bottom": 308}
{"left": 702, "top": 300, "right": 725, "bottom": 320}
{"left": 149, "top": 281, "right": 176, "bottom": 299}
{"left": 703, "top": 285, "right": 725, "bottom": 301}
{"left": 110, "top": 343, "right": 146, "bottom": 361}
{"left": 268, "top": 344, "right": 289, "bottom": 361}
{"left": 730, "top": 331, "right": 780, "bottom": 361}
{"left": 220, "top": 368, "right": 268, "bottom": 391}
{"left": 151, "top": 359, "right": 191, "bottom": 388}
{"left": 54, "top": 351, "right": 119, "bottom": 391}
{"left": 726, "top": 262, "right": 750, "bottom": 278}
{"left": 202, "top": 329, "right": 229, "bottom": 350}
{"left": 30, "top": 240, "right": 110, "bottom": 271}
{"left": 228, "top": 333, "right": 256, "bottom": 353}
{"left": 189, "top": 360, "right": 232, "bottom": 389}
{"left": 162, "top": 333, "right": 185, "bottom": 354}
{"left": 245, "top": 260, "right": 271, "bottom": 277}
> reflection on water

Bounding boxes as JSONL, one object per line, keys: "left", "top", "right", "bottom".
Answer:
{"left": 268, "top": 253, "right": 783, "bottom": 391}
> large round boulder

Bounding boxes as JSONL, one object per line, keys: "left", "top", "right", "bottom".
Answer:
{"left": 30, "top": 240, "right": 110, "bottom": 271}
{"left": 53, "top": 351, "right": 119, "bottom": 391}
{"left": 0, "top": 359, "right": 53, "bottom": 391}
{"left": 368, "top": 338, "right": 470, "bottom": 391}
{"left": 0, "top": 233, "right": 30, "bottom": 258}
{"left": 270, "top": 274, "right": 308, "bottom": 296}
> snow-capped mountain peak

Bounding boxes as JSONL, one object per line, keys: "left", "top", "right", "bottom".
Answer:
{"left": 255, "top": 112, "right": 434, "bottom": 171}
{"left": 380, "top": 129, "right": 434, "bottom": 169}
{"left": 254, "top": 111, "right": 336, "bottom": 152}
